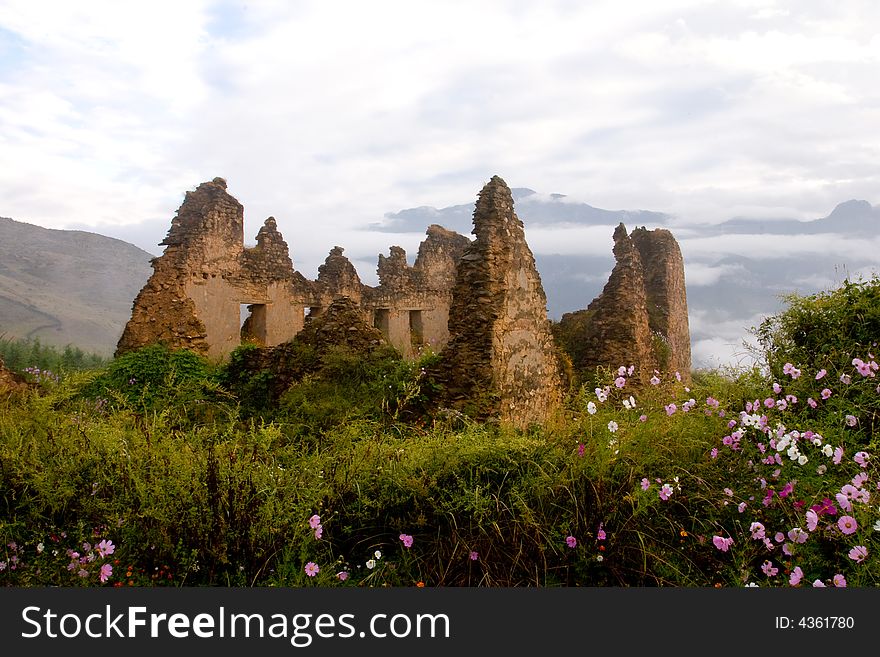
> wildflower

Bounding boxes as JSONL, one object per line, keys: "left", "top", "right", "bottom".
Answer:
{"left": 597, "top": 524, "right": 606, "bottom": 541}
{"left": 416, "top": 581, "right": 425, "bottom": 587}
{"left": 587, "top": 401, "right": 597, "bottom": 415}
{"left": 724, "top": 487, "right": 734, "bottom": 497}
{"left": 712, "top": 536, "right": 733, "bottom": 552}
{"left": 761, "top": 560, "right": 779, "bottom": 577}
{"left": 366, "top": 559, "right": 376, "bottom": 570}
{"left": 833, "top": 574, "right": 847, "bottom": 588}
{"left": 374, "top": 550, "right": 382, "bottom": 559}
{"left": 309, "top": 515, "right": 321, "bottom": 529}
{"left": 854, "top": 452, "right": 870, "bottom": 468}
{"left": 607, "top": 421, "right": 618, "bottom": 433}
{"left": 833, "top": 446, "right": 844, "bottom": 465}
{"left": 305, "top": 562, "right": 320, "bottom": 577}
{"left": 469, "top": 551, "right": 479, "bottom": 561}
{"left": 659, "top": 484, "right": 673, "bottom": 500}
{"left": 640, "top": 478, "right": 650, "bottom": 491}
{"left": 806, "top": 510, "right": 819, "bottom": 531}
{"left": 852, "top": 472, "right": 868, "bottom": 487}
{"left": 313, "top": 524, "right": 324, "bottom": 539}
{"left": 665, "top": 403, "right": 677, "bottom": 415}
{"left": 399, "top": 534, "right": 414, "bottom": 548}
{"left": 789, "top": 567, "right": 804, "bottom": 586}
{"left": 675, "top": 371, "right": 682, "bottom": 382}
{"left": 774, "top": 532, "right": 785, "bottom": 543}
{"left": 773, "top": 382, "right": 782, "bottom": 394}
{"left": 836, "top": 492, "right": 853, "bottom": 513}
{"left": 639, "top": 414, "right": 647, "bottom": 422}
{"left": 821, "top": 444, "right": 833, "bottom": 458}
{"left": 614, "top": 376, "right": 626, "bottom": 389}
{"left": 787, "top": 528, "right": 808, "bottom": 544}
{"left": 737, "top": 502, "right": 747, "bottom": 513}
{"left": 845, "top": 415, "right": 858, "bottom": 427}
{"left": 99, "top": 563, "right": 113, "bottom": 583}
{"left": 874, "top": 519, "right": 880, "bottom": 532}
{"left": 812, "top": 580, "right": 826, "bottom": 588}
{"left": 840, "top": 374, "right": 851, "bottom": 384}
{"left": 337, "top": 571, "right": 349, "bottom": 581}
{"left": 0, "top": 562, "right": 5, "bottom": 571}
{"left": 650, "top": 375, "right": 660, "bottom": 385}
{"left": 838, "top": 515, "right": 858, "bottom": 535}
{"left": 565, "top": 536, "right": 577, "bottom": 549}
{"left": 36, "top": 543, "right": 44, "bottom": 554}
{"left": 595, "top": 388, "right": 608, "bottom": 403}
{"left": 78, "top": 569, "right": 89, "bottom": 578}
{"left": 577, "top": 443, "right": 585, "bottom": 458}
{"left": 815, "top": 369, "right": 826, "bottom": 380}
{"left": 820, "top": 388, "right": 832, "bottom": 400}
{"left": 848, "top": 545, "right": 868, "bottom": 563}
{"left": 622, "top": 395, "right": 636, "bottom": 410}
{"left": 807, "top": 398, "right": 817, "bottom": 409}
{"left": 750, "top": 522, "right": 766, "bottom": 540}
{"left": 710, "top": 447, "right": 718, "bottom": 459}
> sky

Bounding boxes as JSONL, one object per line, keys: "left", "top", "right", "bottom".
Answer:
{"left": 2, "top": 0, "right": 879, "bottom": 365}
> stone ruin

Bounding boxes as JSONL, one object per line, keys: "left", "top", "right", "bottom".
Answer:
{"left": 431, "top": 176, "right": 564, "bottom": 426}
{"left": 117, "top": 176, "right": 691, "bottom": 425}
{"left": 555, "top": 222, "right": 691, "bottom": 382}
{"left": 0, "top": 358, "right": 27, "bottom": 393}
{"left": 117, "top": 177, "right": 470, "bottom": 361}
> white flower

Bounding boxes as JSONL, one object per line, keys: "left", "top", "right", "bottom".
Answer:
{"left": 607, "top": 421, "right": 618, "bottom": 433}
{"left": 745, "top": 582, "right": 759, "bottom": 588}
{"left": 366, "top": 559, "right": 376, "bottom": 570}
{"left": 622, "top": 396, "right": 636, "bottom": 410}
{"left": 374, "top": 550, "right": 382, "bottom": 559}
{"left": 821, "top": 445, "right": 833, "bottom": 458}
{"left": 587, "top": 401, "right": 597, "bottom": 415}
{"left": 36, "top": 543, "right": 44, "bottom": 554}
{"left": 873, "top": 519, "right": 880, "bottom": 532}
{"left": 798, "top": 454, "right": 808, "bottom": 466}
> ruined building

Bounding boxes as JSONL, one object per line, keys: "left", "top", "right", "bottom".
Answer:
{"left": 431, "top": 176, "right": 565, "bottom": 426}
{"left": 117, "top": 177, "right": 469, "bottom": 360}
{"left": 555, "top": 223, "right": 691, "bottom": 382}
{"left": 117, "top": 176, "right": 690, "bottom": 425}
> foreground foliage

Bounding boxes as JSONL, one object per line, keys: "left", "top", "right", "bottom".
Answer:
{"left": 1, "top": 278, "right": 878, "bottom": 587}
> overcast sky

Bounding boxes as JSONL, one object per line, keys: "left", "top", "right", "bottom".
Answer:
{"left": 2, "top": 0, "right": 879, "bottom": 261}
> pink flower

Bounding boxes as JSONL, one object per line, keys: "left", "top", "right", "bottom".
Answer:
{"left": 99, "top": 563, "right": 113, "bottom": 583}
{"left": 833, "top": 446, "right": 844, "bottom": 465}
{"left": 469, "top": 551, "right": 479, "bottom": 561}
{"left": 737, "top": 502, "right": 747, "bottom": 513}
{"left": 774, "top": 532, "right": 785, "bottom": 543}
{"left": 750, "top": 522, "right": 766, "bottom": 540}
{"left": 577, "top": 443, "right": 585, "bottom": 457}
{"left": 840, "top": 374, "right": 851, "bottom": 384}
{"left": 614, "top": 376, "right": 626, "bottom": 388}
{"left": 821, "top": 388, "right": 832, "bottom": 400}
{"left": 837, "top": 515, "right": 858, "bottom": 535}
{"left": 812, "top": 579, "right": 826, "bottom": 587}
{"left": 337, "top": 571, "right": 349, "bottom": 581}
{"left": 710, "top": 448, "right": 718, "bottom": 459}
{"left": 845, "top": 415, "right": 858, "bottom": 427}
{"left": 854, "top": 452, "right": 870, "bottom": 468}
{"left": 806, "top": 510, "right": 819, "bottom": 532}
{"left": 787, "top": 527, "right": 808, "bottom": 544}
{"left": 665, "top": 403, "right": 677, "bottom": 415}
{"left": 815, "top": 369, "right": 827, "bottom": 380}
{"left": 640, "top": 477, "right": 650, "bottom": 491}
{"left": 314, "top": 525, "right": 323, "bottom": 540}
{"left": 96, "top": 539, "right": 115, "bottom": 557}
{"left": 650, "top": 375, "right": 660, "bottom": 385}
{"left": 597, "top": 523, "right": 606, "bottom": 541}
{"left": 789, "top": 566, "right": 804, "bottom": 586}
{"left": 305, "top": 562, "right": 320, "bottom": 577}
{"left": 833, "top": 574, "right": 847, "bottom": 588}
{"left": 761, "top": 560, "right": 778, "bottom": 577}
{"left": 852, "top": 472, "right": 868, "bottom": 487}
{"left": 399, "top": 533, "right": 414, "bottom": 548}
{"left": 309, "top": 514, "right": 321, "bottom": 529}
{"left": 565, "top": 535, "right": 577, "bottom": 548}
{"left": 848, "top": 545, "right": 867, "bottom": 563}
{"left": 659, "top": 484, "right": 673, "bottom": 500}
{"left": 712, "top": 535, "right": 733, "bottom": 552}
{"left": 835, "top": 492, "right": 852, "bottom": 513}
{"left": 807, "top": 398, "right": 817, "bottom": 409}
{"left": 639, "top": 414, "right": 647, "bottom": 422}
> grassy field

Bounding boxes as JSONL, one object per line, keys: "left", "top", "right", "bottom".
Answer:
{"left": 1, "top": 280, "right": 878, "bottom": 587}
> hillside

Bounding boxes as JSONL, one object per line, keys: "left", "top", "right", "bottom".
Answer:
{"left": 0, "top": 217, "right": 153, "bottom": 355}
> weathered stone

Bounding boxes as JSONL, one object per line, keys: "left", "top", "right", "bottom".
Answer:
{"left": 0, "top": 358, "right": 27, "bottom": 393}
{"left": 556, "top": 223, "right": 691, "bottom": 382}
{"left": 433, "top": 176, "right": 564, "bottom": 428}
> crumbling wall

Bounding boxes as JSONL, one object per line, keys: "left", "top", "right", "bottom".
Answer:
{"left": 556, "top": 223, "right": 691, "bottom": 382}
{"left": 433, "top": 176, "right": 564, "bottom": 427}
{"left": 117, "top": 178, "right": 303, "bottom": 358}
{"left": 630, "top": 227, "right": 692, "bottom": 376}
{"left": 0, "top": 358, "right": 27, "bottom": 393}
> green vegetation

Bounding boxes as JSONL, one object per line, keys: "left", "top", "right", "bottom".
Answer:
{"left": 1, "top": 279, "right": 878, "bottom": 587}
{"left": 0, "top": 336, "right": 107, "bottom": 374}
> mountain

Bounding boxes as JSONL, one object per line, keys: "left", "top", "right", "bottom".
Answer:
{"left": 0, "top": 216, "right": 153, "bottom": 355}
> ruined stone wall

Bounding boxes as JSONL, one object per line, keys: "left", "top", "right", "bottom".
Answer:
{"left": 433, "top": 176, "right": 564, "bottom": 427}
{"left": 630, "top": 227, "right": 692, "bottom": 376}
{"left": 0, "top": 358, "right": 27, "bottom": 393}
{"left": 556, "top": 223, "right": 691, "bottom": 382}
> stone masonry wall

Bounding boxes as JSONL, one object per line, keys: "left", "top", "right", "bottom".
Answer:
{"left": 434, "top": 176, "right": 564, "bottom": 427}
